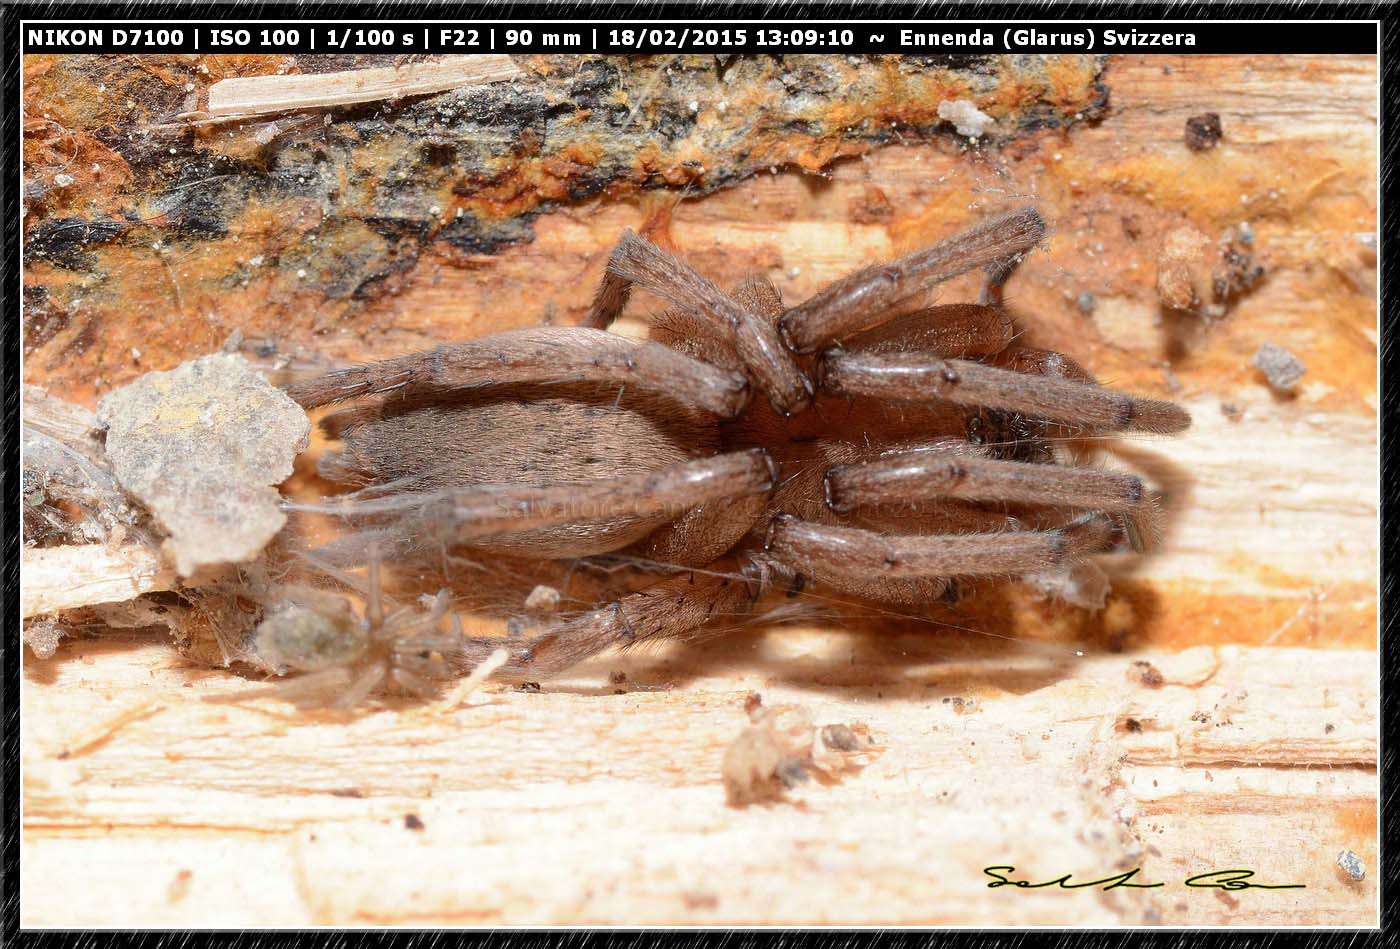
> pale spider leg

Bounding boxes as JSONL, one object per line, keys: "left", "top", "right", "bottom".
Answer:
{"left": 636, "top": 491, "right": 771, "bottom": 567}
{"left": 332, "top": 659, "right": 390, "bottom": 709}
{"left": 390, "top": 666, "right": 441, "bottom": 699}
{"left": 363, "top": 543, "right": 385, "bottom": 630}
{"left": 285, "top": 327, "right": 750, "bottom": 418}
{"left": 779, "top": 206, "right": 1048, "bottom": 353}
{"left": 824, "top": 449, "right": 1145, "bottom": 515}
{"left": 202, "top": 667, "right": 353, "bottom": 705}
{"left": 818, "top": 351, "right": 1192, "bottom": 435}
{"left": 298, "top": 527, "right": 417, "bottom": 570}
{"left": 332, "top": 448, "right": 779, "bottom": 548}
{"left": 602, "top": 231, "right": 813, "bottom": 416}
{"left": 384, "top": 589, "right": 454, "bottom": 640}
{"left": 764, "top": 513, "right": 1116, "bottom": 582}
{"left": 992, "top": 346, "right": 1100, "bottom": 384}
{"left": 480, "top": 565, "right": 770, "bottom": 681}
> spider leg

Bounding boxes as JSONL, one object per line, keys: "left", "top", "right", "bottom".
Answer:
{"left": 818, "top": 351, "right": 1191, "bottom": 435}
{"left": 842, "top": 303, "right": 1016, "bottom": 359}
{"left": 203, "top": 667, "right": 353, "bottom": 706}
{"left": 319, "top": 448, "right": 778, "bottom": 552}
{"left": 332, "top": 660, "right": 389, "bottom": 709}
{"left": 779, "top": 206, "right": 1047, "bottom": 353}
{"left": 634, "top": 491, "right": 772, "bottom": 568}
{"left": 979, "top": 248, "right": 1033, "bottom": 308}
{"left": 764, "top": 513, "right": 1115, "bottom": 584}
{"left": 600, "top": 231, "right": 813, "bottom": 416}
{"left": 471, "top": 564, "right": 769, "bottom": 681}
{"left": 584, "top": 256, "right": 634, "bottom": 330}
{"left": 990, "top": 346, "right": 1099, "bottom": 385}
{"left": 389, "top": 665, "right": 442, "bottom": 699}
{"left": 824, "top": 449, "right": 1145, "bottom": 515}
{"left": 285, "top": 327, "right": 750, "bottom": 418}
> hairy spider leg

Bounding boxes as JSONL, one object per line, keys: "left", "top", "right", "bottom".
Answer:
{"left": 285, "top": 327, "right": 750, "bottom": 419}
{"left": 817, "top": 351, "right": 1192, "bottom": 435}
{"left": 591, "top": 231, "right": 814, "bottom": 416}
{"left": 763, "top": 513, "right": 1116, "bottom": 588}
{"left": 778, "top": 206, "right": 1048, "bottom": 353}
{"left": 824, "top": 449, "right": 1145, "bottom": 514}
{"left": 839, "top": 302, "right": 1018, "bottom": 360}
{"left": 464, "top": 564, "right": 771, "bottom": 681}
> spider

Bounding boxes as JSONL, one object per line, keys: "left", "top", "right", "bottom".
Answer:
{"left": 216, "top": 550, "right": 465, "bottom": 708}
{"left": 284, "top": 206, "right": 1190, "bottom": 683}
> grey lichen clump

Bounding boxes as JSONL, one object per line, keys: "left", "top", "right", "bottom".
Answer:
{"left": 1252, "top": 343, "right": 1307, "bottom": 394}
{"left": 21, "top": 384, "right": 142, "bottom": 548}
{"left": 96, "top": 353, "right": 310, "bottom": 576}
{"left": 1336, "top": 849, "right": 1366, "bottom": 883}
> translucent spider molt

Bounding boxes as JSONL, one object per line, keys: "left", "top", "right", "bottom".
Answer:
{"left": 285, "top": 206, "right": 1192, "bottom": 685}
{"left": 214, "top": 552, "right": 467, "bottom": 709}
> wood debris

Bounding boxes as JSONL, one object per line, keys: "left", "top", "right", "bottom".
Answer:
{"left": 194, "top": 55, "right": 524, "bottom": 121}
{"left": 722, "top": 695, "right": 881, "bottom": 806}
{"left": 21, "top": 543, "right": 176, "bottom": 619}
{"left": 1184, "top": 112, "right": 1224, "bottom": 151}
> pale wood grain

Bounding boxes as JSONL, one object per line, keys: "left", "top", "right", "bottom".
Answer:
{"left": 201, "top": 54, "right": 523, "bottom": 119}
{"left": 21, "top": 52, "right": 1378, "bottom": 927}
{"left": 20, "top": 637, "right": 1376, "bottom": 926}
{"left": 20, "top": 544, "right": 176, "bottom": 619}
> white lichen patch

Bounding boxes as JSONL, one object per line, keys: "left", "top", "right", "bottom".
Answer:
{"left": 937, "top": 98, "right": 995, "bottom": 139}
{"left": 97, "top": 353, "right": 310, "bottom": 576}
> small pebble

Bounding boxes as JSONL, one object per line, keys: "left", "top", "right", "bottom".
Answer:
{"left": 1336, "top": 849, "right": 1365, "bottom": 882}
{"left": 53, "top": 173, "right": 75, "bottom": 187}
{"left": 1251, "top": 343, "right": 1307, "bottom": 393}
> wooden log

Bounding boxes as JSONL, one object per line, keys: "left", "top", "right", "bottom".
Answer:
{"left": 20, "top": 52, "right": 1378, "bottom": 926}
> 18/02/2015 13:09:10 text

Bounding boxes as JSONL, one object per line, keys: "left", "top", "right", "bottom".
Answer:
{"left": 607, "top": 29, "right": 856, "bottom": 49}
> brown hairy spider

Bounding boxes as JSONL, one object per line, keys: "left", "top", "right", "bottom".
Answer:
{"left": 285, "top": 207, "right": 1190, "bottom": 683}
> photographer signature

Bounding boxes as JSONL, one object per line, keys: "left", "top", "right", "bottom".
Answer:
{"left": 984, "top": 866, "right": 1305, "bottom": 892}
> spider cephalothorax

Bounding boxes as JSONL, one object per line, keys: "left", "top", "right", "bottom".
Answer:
{"left": 285, "top": 207, "right": 1190, "bottom": 683}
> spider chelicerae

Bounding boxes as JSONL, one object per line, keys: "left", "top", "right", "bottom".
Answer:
{"left": 283, "top": 206, "right": 1190, "bottom": 684}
